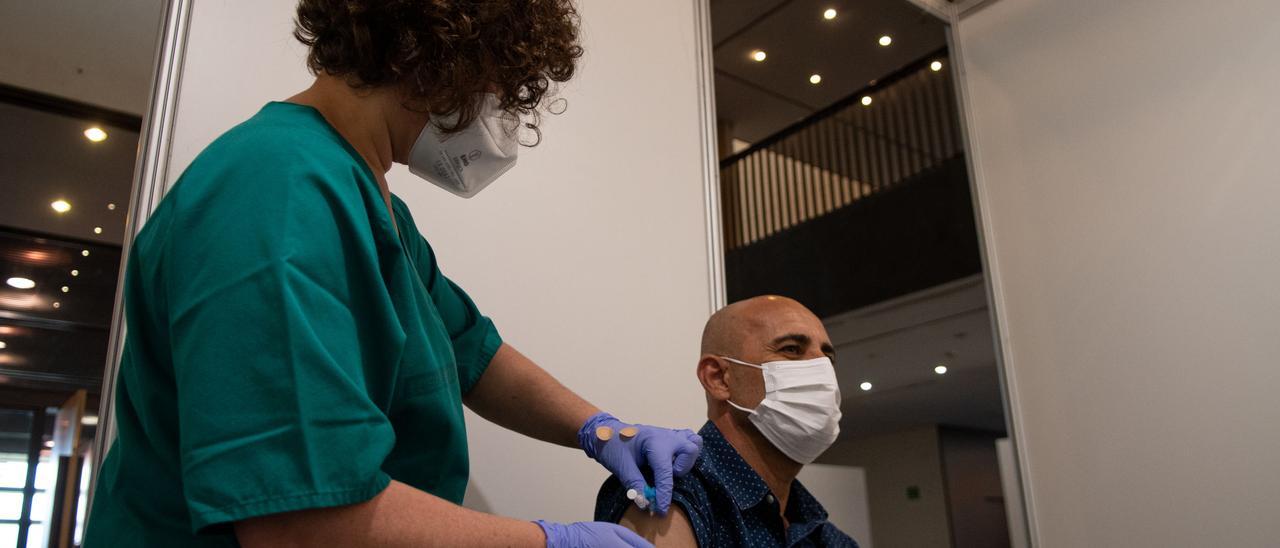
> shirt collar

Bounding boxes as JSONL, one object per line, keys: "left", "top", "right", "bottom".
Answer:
{"left": 786, "top": 478, "right": 830, "bottom": 524}
{"left": 696, "top": 421, "right": 829, "bottom": 524}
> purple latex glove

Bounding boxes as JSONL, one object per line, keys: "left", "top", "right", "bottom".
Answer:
{"left": 535, "top": 520, "right": 653, "bottom": 548}
{"left": 578, "top": 412, "right": 703, "bottom": 515}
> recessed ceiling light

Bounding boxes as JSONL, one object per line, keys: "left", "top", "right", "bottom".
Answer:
{"left": 809, "top": 73, "right": 822, "bottom": 85}
{"left": 70, "top": 269, "right": 79, "bottom": 277}
{"left": 879, "top": 35, "right": 893, "bottom": 47}
{"left": 51, "top": 200, "right": 71, "bottom": 213}
{"left": 93, "top": 227, "right": 102, "bottom": 234}
{"left": 6, "top": 277, "right": 35, "bottom": 290}
{"left": 0, "top": 341, "right": 6, "bottom": 349}
{"left": 52, "top": 302, "right": 61, "bottom": 309}
{"left": 107, "top": 203, "right": 116, "bottom": 210}
{"left": 84, "top": 127, "right": 108, "bottom": 142}
{"left": 61, "top": 286, "right": 70, "bottom": 293}
{"left": 931, "top": 60, "right": 943, "bottom": 72}
{"left": 82, "top": 249, "right": 90, "bottom": 257}
{"left": 823, "top": 8, "right": 837, "bottom": 20}
{"left": 934, "top": 365, "right": 949, "bottom": 375}
{"left": 861, "top": 95, "right": 873, "bottom": 106}
{"left": 751, "top": 49, "right": 767, "bottom": 62}
{"left": 859, "top": 381, "right": 873, "bottom": 391}
{"left": 81, "top": 415, "right": 99, "bottom": 426}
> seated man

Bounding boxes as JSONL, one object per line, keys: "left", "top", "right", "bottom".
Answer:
{"left": 595, "top": 296, "right": 858, "bottom": 547}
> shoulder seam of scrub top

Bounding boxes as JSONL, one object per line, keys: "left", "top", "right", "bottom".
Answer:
{"left": 265, "top": 101, "right": 382, "bottom": 186}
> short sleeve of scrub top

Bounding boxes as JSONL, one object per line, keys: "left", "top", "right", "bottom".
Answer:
{"left": 162, "top": 137, "right": 400, "bottom": 531}
{"left": 84, "top": 103, "right": 502, "bottom": 544}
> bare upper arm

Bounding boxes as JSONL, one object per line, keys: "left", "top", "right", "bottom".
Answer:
{"left": 617, "top": 504, "right": 699, "bottom": 548}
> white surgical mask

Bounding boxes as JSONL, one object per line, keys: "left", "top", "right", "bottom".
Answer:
{"left": 723, "top": 356, "right": 842, "bottom": 464}
{"left": 407, "top": 94, "right": 519, "bottom": 198}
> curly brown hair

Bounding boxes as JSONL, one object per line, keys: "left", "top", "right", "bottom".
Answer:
{"left": 294, "top": 0, "right": 582, "bottom": 138}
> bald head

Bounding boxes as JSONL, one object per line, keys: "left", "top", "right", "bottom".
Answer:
{"left": 700, "top": 295, "right": 828, "bottom": 358}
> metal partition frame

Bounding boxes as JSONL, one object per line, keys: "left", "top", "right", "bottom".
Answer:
{"left": 902, "top": 0, "right": 1039, "bottom": 546}
{"left": 693, "top": 0, "right": 727, "bottom": 314}
{"left": 939, "top": 3, "right": 1041, "bottom": 546}
{"left": 87, "top": 0, "right": 192, "bottom": 515}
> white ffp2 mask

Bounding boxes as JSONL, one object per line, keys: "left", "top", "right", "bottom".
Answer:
{"left": 407, "top": 94, "right": 519, "bottom": 198}
{"left": 723, "top": 356, "right": 842, "bottom": 464}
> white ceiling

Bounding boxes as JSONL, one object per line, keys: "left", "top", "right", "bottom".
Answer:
{"left": 827, "top": 275, "right": 1008, "bottom": 437}
{"left": 0, "top": 0, "right": 164, "bottom": 115}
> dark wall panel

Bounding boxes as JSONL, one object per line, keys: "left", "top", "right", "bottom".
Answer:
{"left": 726, "top": 155, "right": 980, "bottom": 318}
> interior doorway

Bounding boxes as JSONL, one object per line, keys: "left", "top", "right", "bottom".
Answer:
{"left": 705, "top": 1, "right": 1027, "bottom": 546}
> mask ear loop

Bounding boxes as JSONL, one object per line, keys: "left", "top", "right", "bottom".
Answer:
{"left": 718, "top": 356, "right": 765, "bottom": 413}
{"left": 718, "top": 356, "right": 764, "bottom": 369}
{"left": 726, "top": 399, "right": 758, "bottom": 415}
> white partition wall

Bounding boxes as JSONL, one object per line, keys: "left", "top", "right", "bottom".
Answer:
{"left": 166, "top": 1, "right": 714, "bottom": 523}
{"left": 956, "top": 0, "right": 1280, "bottom": 545}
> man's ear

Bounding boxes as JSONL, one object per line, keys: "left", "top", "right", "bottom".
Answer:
{"left": 697, "top": 355, "right": 731, "bottom": 402}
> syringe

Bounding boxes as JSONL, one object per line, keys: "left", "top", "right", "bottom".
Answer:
{"left": 625, "top": 485, "right": 658, "bottom": 515}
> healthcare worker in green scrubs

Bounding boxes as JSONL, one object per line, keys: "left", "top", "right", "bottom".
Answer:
{"left": 83, "top": 1, "right": 701, "bottom": 547}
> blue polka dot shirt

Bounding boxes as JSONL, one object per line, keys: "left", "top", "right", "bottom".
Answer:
{"left": 595, "top": 421, "right": 860, "bottom": 547}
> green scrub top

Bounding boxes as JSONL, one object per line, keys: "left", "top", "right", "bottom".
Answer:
{"left": 84, "top": 102, "right": 503, "bottom": 546}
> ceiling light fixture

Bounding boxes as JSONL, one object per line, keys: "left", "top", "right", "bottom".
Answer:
{"left": 93, "top": 227, "right": 102, "bottom": 234}
{"left": 107, "top": 203, "right": 116, "bottom": 210}
{"left": 71, "top": 269, "right": 79, "bottom": 277}
{"left": 81, "top": 249, "right": 90, "bottom": 257}
{"left": 859, "top": 381, "right": 873, "bottom": 391}
{"left": 878, "top": 35, "right": 893, "bottom": 47}
{"left": 84, "top": 127, "right": 108, "bottom": 142}
{"left": 6, "top": 277, "right": 35, "bottom": 290}
{"left": 0, "top": 341, "right": 6, "bottom": 349}
{"left": 0, "top": 294, "right": 43, "bottom": 311}
{"left": 931, "top": 61, "right": 943, "bottom": 72}
{"left": 52, "top": 302, "right": 61, "bottom": 309}
{"left": 61, "top": 286, "right": 70, "bottom": 293}
{"left": 934, "top": 365, "right": 949, "bottom": 375}
{"left": 861, "top": 95, "right": 873, "bottom": 106}
{"left": 51, "top": 199, "right": 71, "bottom": 213}
{"left": 809, "top": 74, "right": 822, "bottom": 84}
{"left": 823, "top": 8, "right": 837, "bottom": 20}
{"left": 82, "top": 415, "right": 99, "bottom": 426}
{"left": 751, "top": 49, "right": 767, "bottom": 62}
{"left": 18, "top": 250, "right": 56, "bottom": 264}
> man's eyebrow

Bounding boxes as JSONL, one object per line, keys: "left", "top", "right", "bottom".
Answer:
{"left": 820, "top": 342, "right": 835, "bottom": 355}
{"left": 770, "top": 333, "right": 811, "bottom": 347}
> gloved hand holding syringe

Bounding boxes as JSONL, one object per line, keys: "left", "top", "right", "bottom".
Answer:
{"left": 578, "top": 412, "right": 703, "bottom": 516}
{"left": 595, "top": 424, "right": 660, "bottom": 514}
